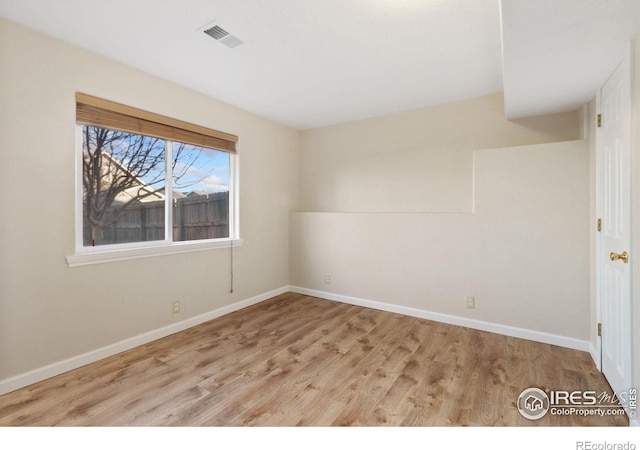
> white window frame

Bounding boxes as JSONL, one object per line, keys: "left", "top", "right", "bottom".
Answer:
{"left": 66, "top": 126, "right": 242, "bottom": 268}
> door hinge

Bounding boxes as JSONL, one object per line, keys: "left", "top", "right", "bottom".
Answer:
{"left": 598, "top": 322, "right": 602, "bottom": 337}
{"left": 597, "top": 218, "right": 602, "bottom": 232}
{"left": 597, "top": 114, "right": 602, "bottom": 127}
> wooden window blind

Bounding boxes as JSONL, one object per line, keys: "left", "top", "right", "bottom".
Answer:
{"left": 76, "top": 93, "right": 237, "bottom": 154}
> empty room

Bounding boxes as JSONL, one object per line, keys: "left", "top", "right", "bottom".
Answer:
{"left": 1, "top": 0, "right": 640, "bottom": 437}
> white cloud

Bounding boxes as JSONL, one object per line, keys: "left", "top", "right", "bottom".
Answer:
{"left": 173, "top": 161, "right": 229, "bottom": 192}
{"left": 199, "top": 175, "right": 228, "bottom": 192}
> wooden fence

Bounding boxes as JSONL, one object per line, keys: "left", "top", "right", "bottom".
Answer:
{"left": 84, "top": 192, "right": 229, "bottom": 246}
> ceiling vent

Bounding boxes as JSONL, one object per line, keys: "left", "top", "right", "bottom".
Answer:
{"left": 202, "top": 23, "right": 244, "bottom": 49}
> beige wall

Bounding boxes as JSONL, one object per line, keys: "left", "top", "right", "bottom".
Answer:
{"left": 0, "top": 18, "right": 298, "bottom": 381}
{"left": 294, "top": 90, "right": 586, "bottom": 342}
{"left": 291, "top": 140, "right": 590, "bottom": 340}
{"left": 299, "top": 93, "right": 579, "bottom": 213}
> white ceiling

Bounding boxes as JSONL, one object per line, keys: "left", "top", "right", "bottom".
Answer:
{"left": 501, "top": 0, "right": 640, "bottom": 119}
{"left": 0, "top": 0, "right": 638, "bottom": 129}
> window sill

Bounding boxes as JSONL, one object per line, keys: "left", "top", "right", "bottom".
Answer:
{"left": 65, "top": 238, "right": 244, "bottom": 268}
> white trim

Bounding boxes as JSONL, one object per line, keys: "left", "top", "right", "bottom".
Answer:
{"left": 229, "top": 151, "right": 239, "bottom": 240}
{"left": 74, "top": 125, "right": 241, "bottom": 267}
{"left": 66, "top": 238, "right": 244, "bottom": 267}
{"left": 75, "top": 126, "right": 84, "bottom": 252}
{"left": 589, "top": 343, "right": 600, "bottom": 370}
{"left": 630, "top": 40, "right": 639, "bottom": 430}
{"left": 0, "top": 285, "right": 287, "bottom": 396}
{"left": 165, "top": 140, "right": 174, "bottom": 243}
{"left": 290, "top": 286, "right": 590, "bottom": 352}
{"left": 594, "top": 88, "right": 603, "bottom": 372}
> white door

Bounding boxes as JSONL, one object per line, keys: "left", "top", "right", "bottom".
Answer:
{"left": 599, "top": 49, "right": 633, "bottom": 399}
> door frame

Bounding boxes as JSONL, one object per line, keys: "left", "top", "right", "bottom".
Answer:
{"left": 595, "top": 87, "right": 603, "bottom": 372}
{"left": 595, "top": 45, "right": 636, "bottom": 422}
{"left": 629, "top": 41, "right": 639, "bottom": 427}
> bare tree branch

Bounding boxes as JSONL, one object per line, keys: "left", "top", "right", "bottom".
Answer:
{"left": 82, "top": 126, "right": 209, "bottom": 245}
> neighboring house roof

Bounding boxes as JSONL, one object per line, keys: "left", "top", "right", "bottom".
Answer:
{"left": 116, "top": 185, "right": 164, "bottom": 204}
{"left": 186, "top": 190, "right": 207, "bottom": 197}
{"left": 88, "top": 150, "right": 217, "bottom": 206}
{"left": 90, "top": 151, "right": 165, "bottom": 204}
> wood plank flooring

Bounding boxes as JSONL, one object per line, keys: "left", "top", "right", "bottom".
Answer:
{"left": 0, "top": 293, "right": 628, "bottom": 426}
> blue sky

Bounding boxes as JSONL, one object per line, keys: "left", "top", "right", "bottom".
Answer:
{"left": 86, "top": 127, "right": 230, "bottom": 194}
{"left": 172, "top": 144, "right": 230, "bottom": 193}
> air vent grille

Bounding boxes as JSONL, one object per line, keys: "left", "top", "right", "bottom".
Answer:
{"left": 220, "top": 35, "right": 244, "bottom": 49}
{"left": 202, "top": 23, "right": 244, "bottom": 49}
{"left": 204, "top": 25, "right": 229, "bottom": 40}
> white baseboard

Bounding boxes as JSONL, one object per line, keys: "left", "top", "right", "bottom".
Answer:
{"left": 290, "top": 286, "right": 590, "bottom": 353}
{"left": 0, "top": 285, "right": 596, "bottom": 398}
{"left": 0, "top": 286, "right": 289, "bottom": 396}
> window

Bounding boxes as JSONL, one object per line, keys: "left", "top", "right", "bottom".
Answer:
{"left": 67, "top": 94, "right": 240, "bottom": 267}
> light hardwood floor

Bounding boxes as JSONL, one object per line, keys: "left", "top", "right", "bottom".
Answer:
{"left": 0, "top": 293, "right": 628, "bottom": 426}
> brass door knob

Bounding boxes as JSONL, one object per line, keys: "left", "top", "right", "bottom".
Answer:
{"left": 610, "top": 251, "right": 629, "bottom": 263}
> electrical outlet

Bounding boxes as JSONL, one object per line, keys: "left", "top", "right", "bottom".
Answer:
{"left": 324, "top": 274, "right": 331, "bottom": 284}
{"left": 466, "top": 296, "right": 475, "bottom": 309}
{"left": 172, "top": 301, "right": 181, "bottom": 314}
